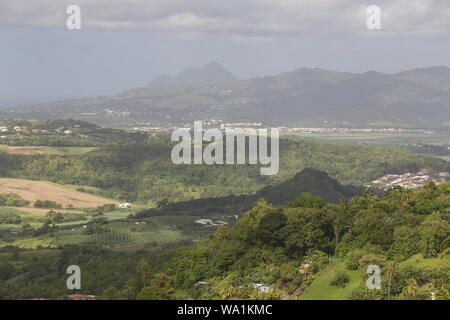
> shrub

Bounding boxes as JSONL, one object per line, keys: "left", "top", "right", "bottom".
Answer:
{"left": 329, "top": 270, "right": 350, "bottom": 288}
{"left": 33, "top": 200, "right": 62, "bottom": 209}
{"left": 0, "top": 212, "right": 21, "bottom": 224}
{"left": 358, "top": 253, "right": 387, "bottom": 273}
{"left": 345, "top": 249, "right": 364, "bottom": 270}
{"left": 0, "top": 193, "right": 29, "bottom": 207}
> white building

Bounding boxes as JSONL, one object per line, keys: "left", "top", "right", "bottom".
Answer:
{"left": 195, "top": 219, "right": 213, "bottom": 225}
{"left": 252, "top": 283, "right": 273, "bottom": 293}
{"left": 118, "top": 203, "right": 133, "bottom": 209}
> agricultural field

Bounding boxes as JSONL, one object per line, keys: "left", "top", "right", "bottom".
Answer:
{"left": 13, "top": 207, "right": 83, "bottom": 215}
{"left": 0, "top": 178, "right": 119, "bottom": 208}
{"left": 6, "top": 146, "right": 44, "bottom": 155}
{"left": 0, "top": 175, "right": 218, "bottom": 252}
{"left": 0, "top": 209, "right": 213, "bottom": 250}
{"left": 0, "top": 145, "right": 95, "bottom": 155}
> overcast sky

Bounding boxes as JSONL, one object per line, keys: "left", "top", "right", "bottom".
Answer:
{"left": 1, "top": 0, "right": 450, "bottom": 105}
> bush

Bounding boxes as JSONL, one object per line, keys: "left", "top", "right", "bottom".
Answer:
{"left": 33, "top": 200, "right": 62, "bottom": 209}
{"left": 329, "top": 270, "right": 350, "bottom": 288}
{"left": 0, "top": 212, "right": 21, "bottom": 224}
{"left": 345, "top": 249, "right": 364, "bottom": 270}
{"left": 0, "top": 193, "right": 29, "bottom": 207}
{"left": 305, "top": 250, "right": 329, "bottom": 274}
{"left": 358, "top": 253, "right": 387, "bottom": 273}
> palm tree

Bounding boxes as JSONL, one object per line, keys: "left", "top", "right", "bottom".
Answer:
{"left": 403, "top": 278, "right": 419, "bottom": 297}
{"left": 400, "top": 189, "right": 413, "bottom": 207}
{"left": 364, "top": 188, "right": 375, "bottom": 199}
{"left": 385, "top": 262, "right": 399, "bottom": 300}
{"left": 216, "top": 278, "right": 234, "bottom": 299}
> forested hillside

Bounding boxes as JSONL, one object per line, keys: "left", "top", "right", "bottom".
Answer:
{"left": 0, "top": 135, "right": 448, "bottom": 205}
{"left": 132, "top": 169, "right": 361, "bottom": 219}
{"left": 2, "top": 170, "right": 448, "bottom": 300}
{"left": 102, "top": 180, "right": 450, "bottom": 300}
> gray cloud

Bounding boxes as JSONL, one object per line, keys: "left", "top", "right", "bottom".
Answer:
{"left": 1, "top": 0, "right": 450, "bottom": 37}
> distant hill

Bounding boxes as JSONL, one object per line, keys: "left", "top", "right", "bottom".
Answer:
{"left": 131, "top": 168, "right": 362, "bottom": 219}
{"left": 2, "top": 65, "right": 450, "bottom": 129}
{"left": 147, "top": 62, "right": 237, "bottom": 88}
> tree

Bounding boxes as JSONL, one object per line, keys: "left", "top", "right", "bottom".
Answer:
{"left": 385, "top": 262, "right": 399, "bottom": 300}
{"left": 418, "top": 212, "right": 448, "bottom": 257}
{"left": 256, "top": 209, "right": 287, "bottom": 246}
{"left": 214, "top": 277, "right": 235, "bottom": 299}
{"left": 157, "top": 198, "right": 169, "bottom": 208}
{"left": 305, "top": 250, "right": 328, "bottom": 274}
{"left": 402, "top": 278, "right": 419, "bottom": 297}
{"left": 288, "top": 192, "right": 326, "bottom": 209}
{"left": 358, "top": 254, "right": 387, "bottom": 274}
{"left": 136, "top": 274, "right": 174, "bottom": 300}
{"left": 423, "top": 181, "right": 439, "bottom": 200}
{"left": 136, "top": 258, "right": 151, "bottom": 285}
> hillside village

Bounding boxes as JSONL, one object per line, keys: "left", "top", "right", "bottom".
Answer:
{"left": 370, "top": 168, "right": 450, "bottom": 190}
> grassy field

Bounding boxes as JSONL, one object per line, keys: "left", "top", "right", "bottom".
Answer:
{"left": 299, "top": 261, "right": 362, "bottom": 300}
{"left": 299, "top": 254, "right": 450, "bottom": 300}
{"left": 399, "top": 253, "right": 450, "bottom": 269}
{"left": 438, "top": 155, "right": 450, "bottom": 161}
{"left": 0, "top": 206, "right": 25, "bottom": 215}
{"left": 12, "top": 207, "right": 83, "bottom": 215}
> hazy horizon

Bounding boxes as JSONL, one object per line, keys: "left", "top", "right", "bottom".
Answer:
{"left": 2, "top": 1, "right": 450, "bottom": 105}
{"left": 3, "top": 62, "right": 450, "bottom": 106}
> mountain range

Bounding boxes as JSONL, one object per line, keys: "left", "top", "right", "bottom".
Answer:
{"left": 2, "top": 63, "right": 450, "bottom": 129}
{"left": 147, "top": 62, "right": 237, "bottom": 88}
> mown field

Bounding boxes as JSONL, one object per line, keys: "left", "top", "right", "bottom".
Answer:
{"left": 0, "top": 178, "right": 119, "bottom": 208}
{"left": 0, "top": 145, "right": 95, "bottom": 155}
{"left": 299, "top": 261, "right": 362, "bottom": 300}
